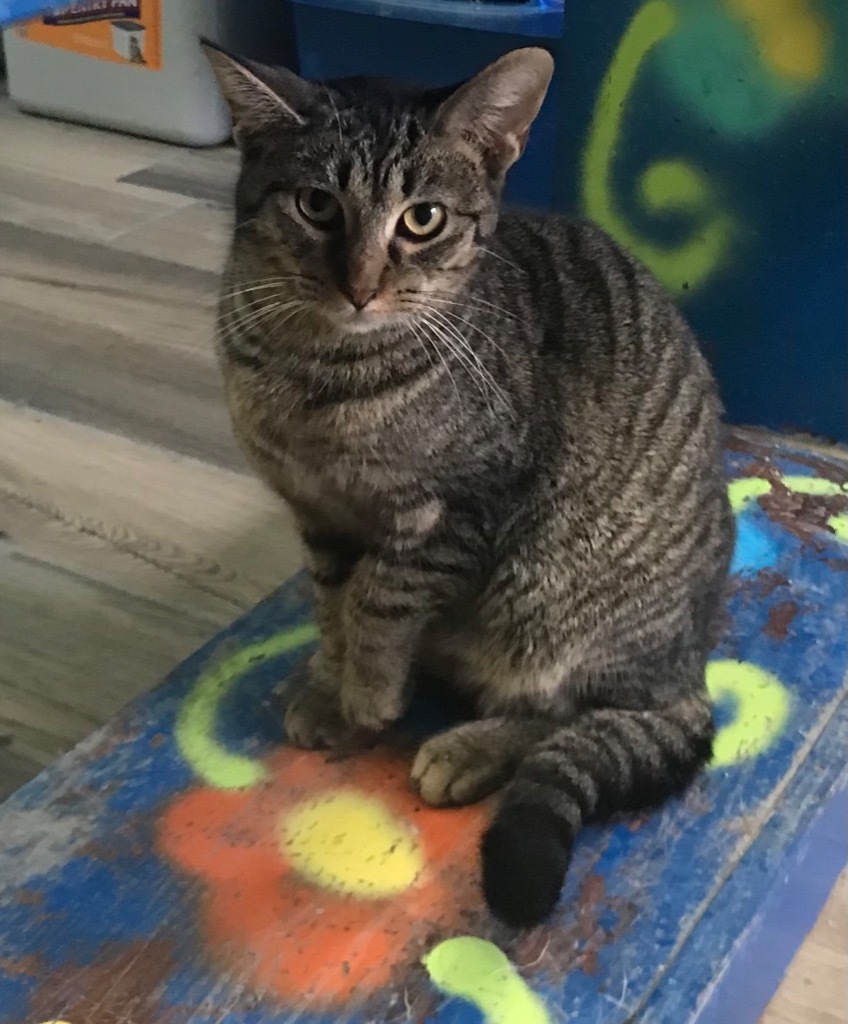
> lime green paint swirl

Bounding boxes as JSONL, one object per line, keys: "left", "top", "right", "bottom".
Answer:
{"left": 581, "top": 0, "right": 734, "bottom": 294}
{"left": 424, "top": 937, "right": 551, "bottom": 1024}
{"left": 781, "top": 476, "right": 847, "bottom": 498}
{"left": 175, "top": 624, "right": 318, "bottom": 789}
{"left": 828, "top": 514, "right": 848, "bottom": 542}
{"left": 727, "top": 477, "right": 772, "bottom": 513}
{"left": 707, "top": 660, "right": 791, "bottom": 767}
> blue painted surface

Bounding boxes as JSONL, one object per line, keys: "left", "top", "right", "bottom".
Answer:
{"left": 0, "top": 435, "right": 846, "bottom": 1023}
{"left": 731, "top": 512, "right": 780, "bottom": 575}
{"left": 692, "top": 786, "right": 848, "bottom": 1024}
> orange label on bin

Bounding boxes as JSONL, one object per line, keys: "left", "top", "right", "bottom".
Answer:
{"left": 15, "top": 1, "right": 162, "bottom": 71}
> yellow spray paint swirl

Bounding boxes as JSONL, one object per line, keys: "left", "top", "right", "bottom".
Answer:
{"left": 581, "top": 0, "right": 735, "bottom": 294}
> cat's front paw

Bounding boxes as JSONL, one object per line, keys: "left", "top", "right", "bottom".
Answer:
{"left": 284, "top": 686, "right": 358, "bottom": 750}
{"left": 411, "top": 726, "right": 512, "bottom": 807}
{"left": 340, "top": 670, "right": 404, "bottom": 734}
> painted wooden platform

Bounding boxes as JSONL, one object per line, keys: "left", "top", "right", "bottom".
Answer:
{"left": 0, "top": 433, "right": 846, "bottom": 1024}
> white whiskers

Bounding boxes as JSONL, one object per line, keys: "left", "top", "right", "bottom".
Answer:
{"left": 477, "top": 245, "right": 523, "bottom": 274}
{"left": 219, "top": 273, "right": 318, "bottom": 304}
{"left": 404, "top": 314, "right": 462, "bottom": 410}
{"left": 420, "top": 309, "right": 511, "bottom": 417}
{"left": 427, "top": 290, "right": 521, "bottom": 324}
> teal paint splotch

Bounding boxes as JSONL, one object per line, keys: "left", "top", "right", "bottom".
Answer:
{"left": 657, "top": 4, "right": 804, "bottom": 139}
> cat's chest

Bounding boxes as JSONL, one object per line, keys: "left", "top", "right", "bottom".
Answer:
{"left": 247, "top": 432, "right": 381, "bottom": 531}
{"left": 225, "top": 370, "right": 434, "bottom": 539}
{"left": 277, "top": 449, "right": 372, "bottom": 520}
{"left": 236, "top": 416, "right": 397, "bottom": 540}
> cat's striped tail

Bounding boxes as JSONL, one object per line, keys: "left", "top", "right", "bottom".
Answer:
{"left": 481, "top": 693, "right": 714, "bottom": 927}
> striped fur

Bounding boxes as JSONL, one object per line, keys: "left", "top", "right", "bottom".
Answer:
{"left": 204, "top": 45, "right": 734, "bottom": 927}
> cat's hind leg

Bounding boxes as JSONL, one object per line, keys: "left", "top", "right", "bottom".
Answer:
{"left": 482, "top": 678, "right": 714, "bottom": 928}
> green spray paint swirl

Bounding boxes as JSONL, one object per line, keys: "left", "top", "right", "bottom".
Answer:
{"left": 424, "top": 937, "right": 551, "bottom": 1024}
{"left": 581, "top": 0, "right": 735, "bottom": 294}
{"left": 175, "top": 623, "right": 317, "bottom": 789}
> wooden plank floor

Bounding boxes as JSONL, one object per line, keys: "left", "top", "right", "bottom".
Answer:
{"left": 0, "top": 92, "right": 842, "bottom": 1023}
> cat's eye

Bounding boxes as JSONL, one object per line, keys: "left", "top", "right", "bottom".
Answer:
{"left": 295, "top": 187, "right": 343, "bottom": 229}
{"left": 398, "top": 202, "right": 447, "bottom": 241}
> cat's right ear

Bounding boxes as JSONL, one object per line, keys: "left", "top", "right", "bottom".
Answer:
{"left": 433, "top": 48, "right": 554, "bottom": 174}
{"left": 201, "top": 41, "right": 314, "bottom": 145}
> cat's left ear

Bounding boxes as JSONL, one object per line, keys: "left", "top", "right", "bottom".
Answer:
{"left": 433, "top": 48, "right": 554, "bottom": 174}
{"left": 201, "top": 40, "right": 315, "bottom": 146}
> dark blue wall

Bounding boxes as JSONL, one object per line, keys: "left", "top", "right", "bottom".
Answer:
{"left": 554, "top": 0, "right": 847, "bottom": 440}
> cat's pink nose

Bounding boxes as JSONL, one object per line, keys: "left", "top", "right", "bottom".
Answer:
{"left": 343, "top": 286, "right": 378, "bottom": 311}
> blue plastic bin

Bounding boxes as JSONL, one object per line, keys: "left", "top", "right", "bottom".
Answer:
{"left": 290, "top": 0, "right": 563, "bottom": 209}
{"left": 0, "top": 0, "right": 61, "bottom": 25}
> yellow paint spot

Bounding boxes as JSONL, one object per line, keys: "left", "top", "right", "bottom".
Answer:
{"left": 727, "top": 477, "right": 772, "bottom": 513}
{"left": 424, "top": 936, "right": 551, "bottom": 1024}
{"left": 281, "top": 791, "right": 423, "bottom": 897}
{"left": 707, "top": 660, "right": 791, "bottom": 767}
{"left": 581, "top": 0, "right": 734, "bottom": 294}
{"left": 729, "top": 0, "right": 828, "bottom": 83}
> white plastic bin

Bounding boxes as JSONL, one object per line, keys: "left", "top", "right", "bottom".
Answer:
{"left": 2, "top": 0, "right": 294, "bottom": 145}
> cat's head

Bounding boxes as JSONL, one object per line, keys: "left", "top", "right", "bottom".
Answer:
{"left": 203, "top": 43, "right": 552, "bottom": 335}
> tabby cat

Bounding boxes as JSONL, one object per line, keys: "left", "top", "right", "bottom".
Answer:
{"left": 203, "top": 42, "right": 733, "bottom": 928}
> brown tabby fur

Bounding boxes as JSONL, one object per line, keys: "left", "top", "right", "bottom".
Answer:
{"left": 203, "top": 42, "right": 733, "bottom": 927}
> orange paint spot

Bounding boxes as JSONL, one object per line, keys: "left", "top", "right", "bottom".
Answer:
{"left": 159, "top": 748, "right": 489, "bottom": 1008}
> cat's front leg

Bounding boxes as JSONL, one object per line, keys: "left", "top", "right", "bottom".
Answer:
{"left": 284, "top": 528, "right": 361, "bottom": 749}
{"left": 340, "top": 548, "right": 444, "bottom": 732}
